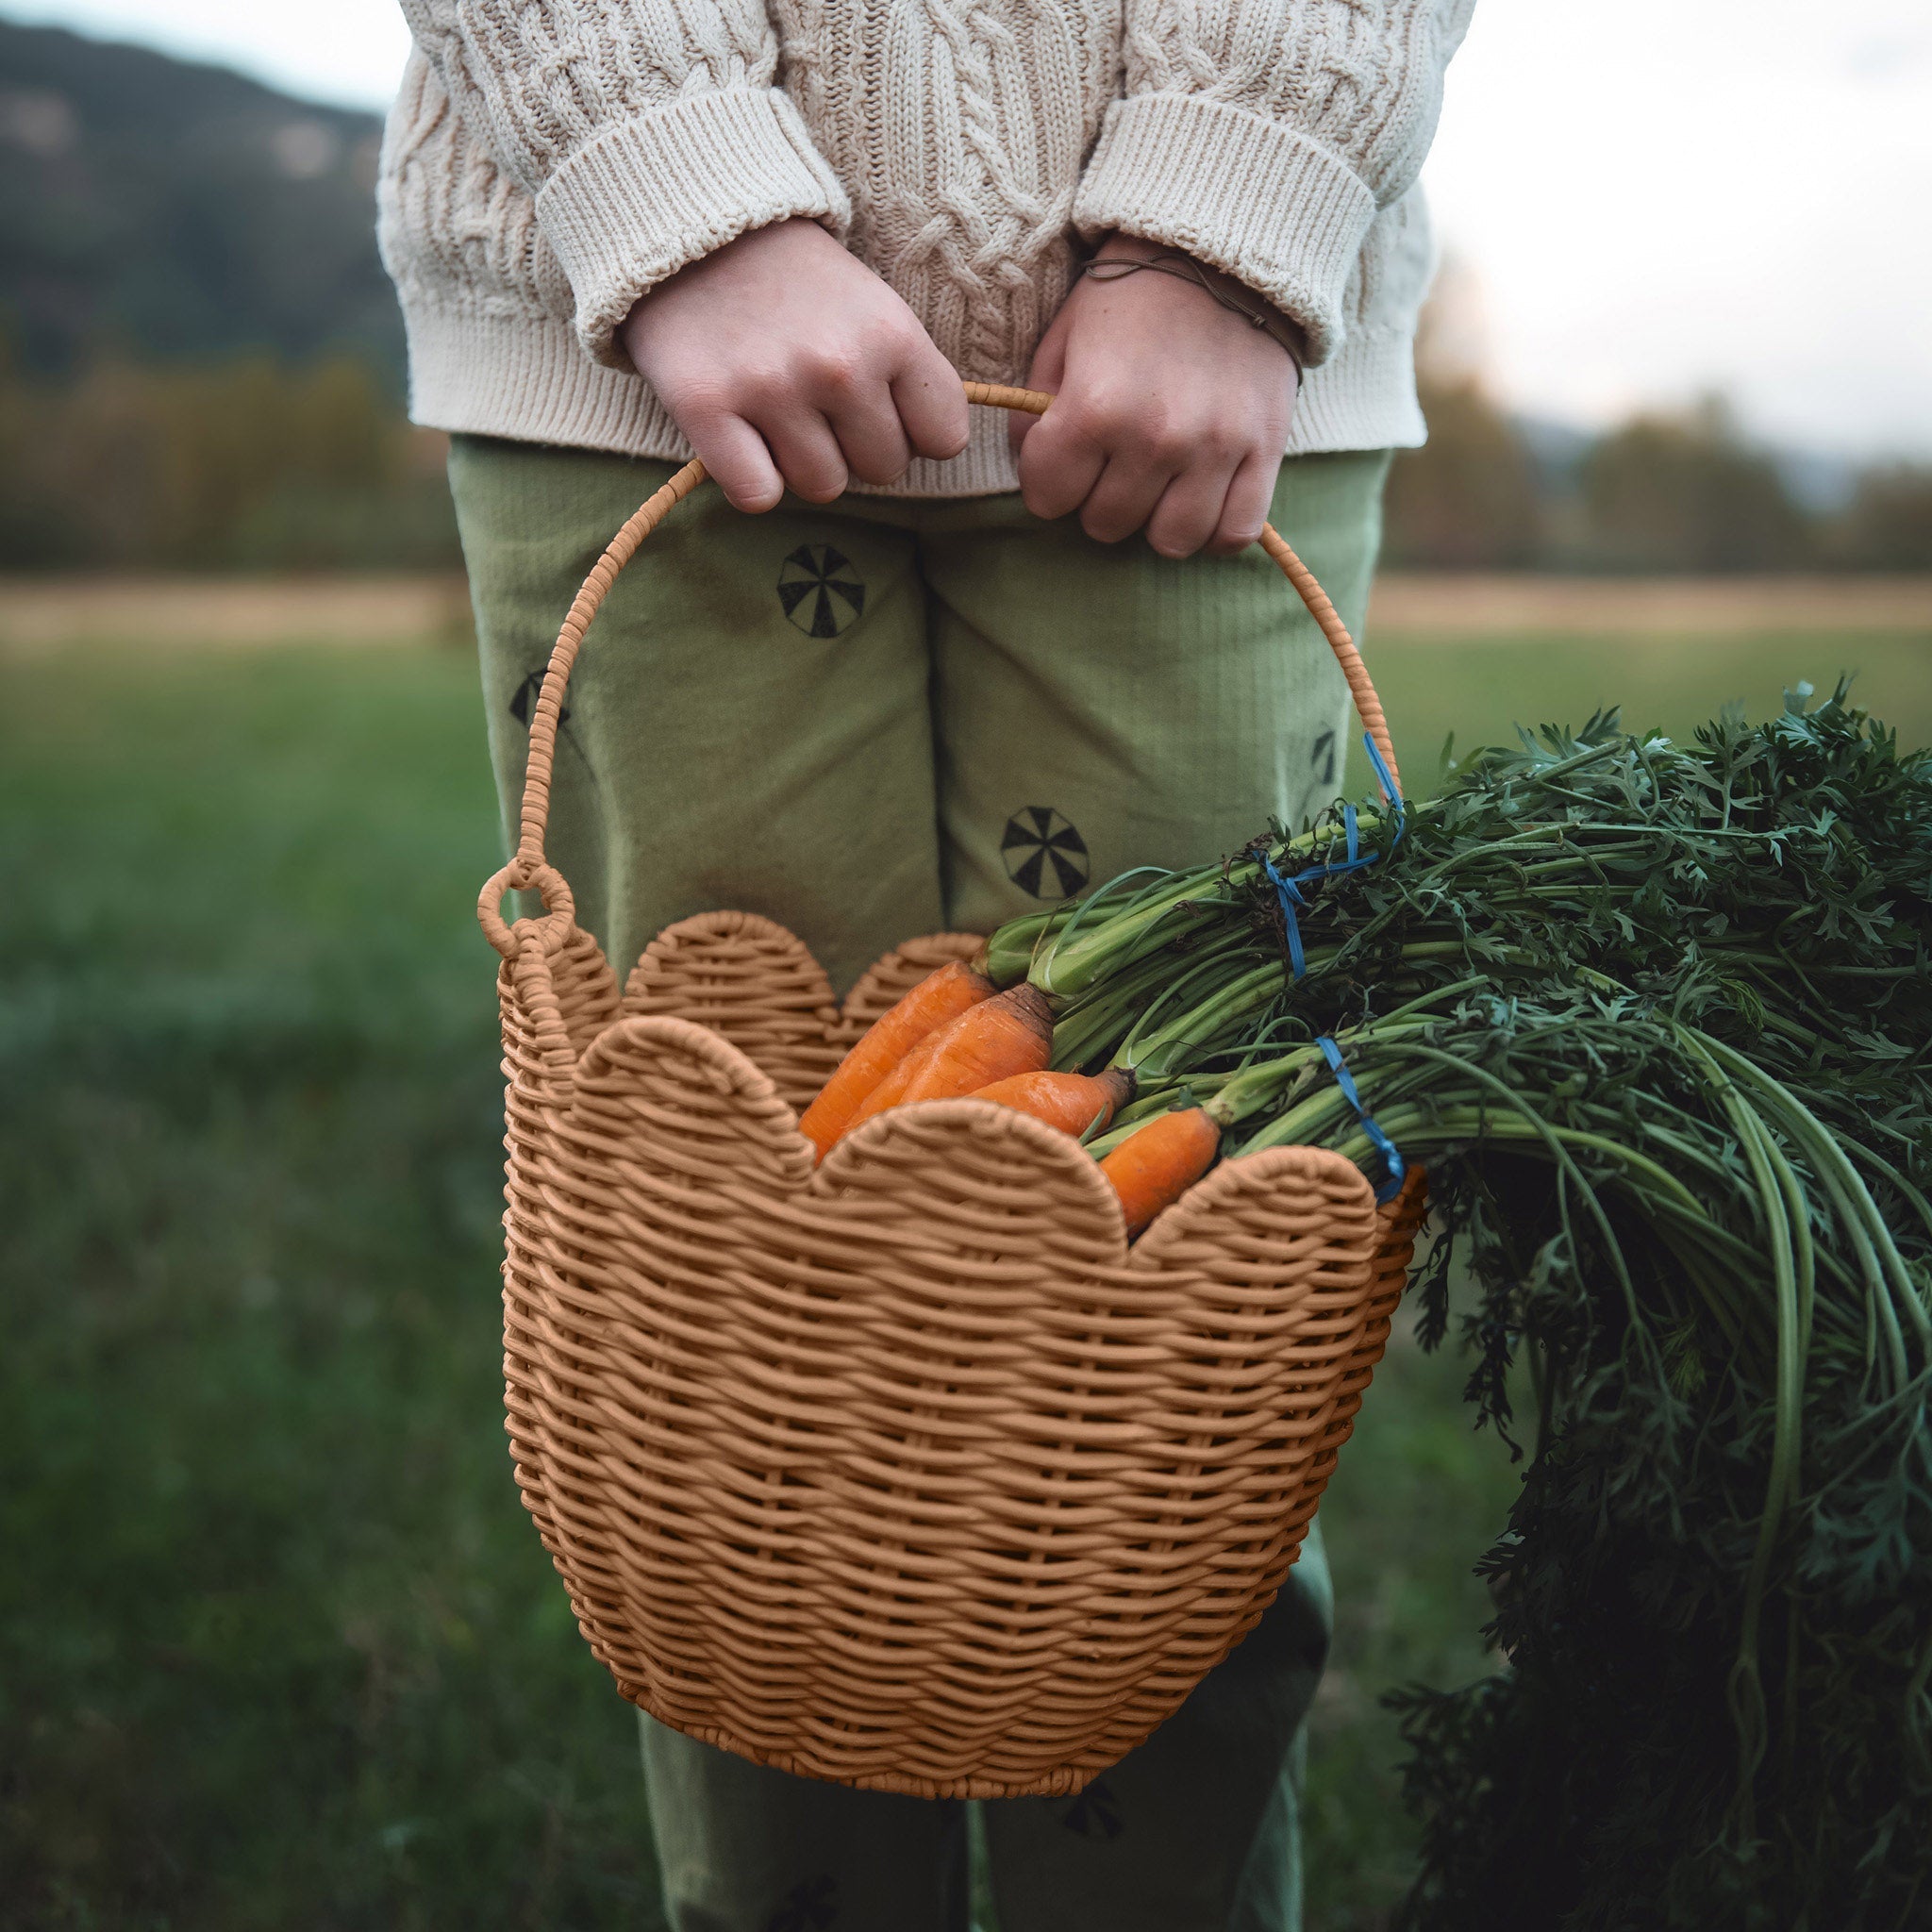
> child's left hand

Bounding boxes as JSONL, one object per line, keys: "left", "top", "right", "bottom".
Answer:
{"left": 1011, "top": 234, "right": 1301, "bottom": 559}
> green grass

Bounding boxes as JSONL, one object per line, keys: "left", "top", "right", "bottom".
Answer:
{"left": 1345, "top": 628, "right": 1931, "bottom": 795}
{"left": 4, "top": 626, "right": 1923, "bottom": 1929}
{"left": 0, "top": 647, "right": 658, "bottom": 1929}
{"left": 1299, "top": 1329, "right": 1519, "bottom": 1932}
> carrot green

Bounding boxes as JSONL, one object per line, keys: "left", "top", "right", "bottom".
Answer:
{"left": 990, "top": 684, "right": 1932, "bottom": 1927}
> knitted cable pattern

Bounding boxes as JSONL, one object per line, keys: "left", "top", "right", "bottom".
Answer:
{"left": 400, "top": 0, "right": 778, "bottom": 194}
{"left": 1122, "top": 0, "right": 1470, "bottom": 207}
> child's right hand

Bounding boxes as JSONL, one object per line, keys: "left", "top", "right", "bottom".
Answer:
{"left": 621, "top": 219, "right": 969, "bottom": 512}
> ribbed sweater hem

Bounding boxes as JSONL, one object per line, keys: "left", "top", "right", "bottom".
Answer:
{"left": 402, "top": 302, "right": 1424, "bottom": 494}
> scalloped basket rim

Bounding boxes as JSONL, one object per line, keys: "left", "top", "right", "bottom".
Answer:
{"left": 552, "top": 909, "right": 1388, "bottom": 1252}
{"left": 558, "top": 995, "right": 1391, "bottom": 1266}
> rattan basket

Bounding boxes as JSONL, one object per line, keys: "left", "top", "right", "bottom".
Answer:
{"left": 476, "top": 383, "right": 1428, "bottom": 1800}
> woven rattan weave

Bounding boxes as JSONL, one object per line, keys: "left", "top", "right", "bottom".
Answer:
{"left": 478, "top": 383, "right": 1426, "bottom": 1798}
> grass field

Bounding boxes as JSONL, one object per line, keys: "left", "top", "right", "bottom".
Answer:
{"left": 2, "top": 599, "right": 1925, "bottom": 1929}
{"left": 1348, "top": 622, "right": 1931, "bottom": 795}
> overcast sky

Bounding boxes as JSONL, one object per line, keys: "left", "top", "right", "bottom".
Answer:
{"left": 8, "top": 0, "right": 1931, "bottom": 459}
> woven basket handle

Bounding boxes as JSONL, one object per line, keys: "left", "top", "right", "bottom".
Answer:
{"left": 481, "top": 380, "right": 1400, "bottom": 956}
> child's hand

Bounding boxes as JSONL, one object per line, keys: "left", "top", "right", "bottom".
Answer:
{"left": 622, "top": 219, "right": 969, "bottom": 511}
{"left": 1011, "top": 235, "right": 1300, "bottom": 558}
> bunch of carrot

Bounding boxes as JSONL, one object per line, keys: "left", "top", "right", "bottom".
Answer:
{"left": 959, "top": 694, "right": 1932, "bottom": 1924}
{"left": 797, "top": 960, "right": 1210, "bottom": 1237}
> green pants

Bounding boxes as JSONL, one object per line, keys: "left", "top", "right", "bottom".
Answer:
{"left": 449, "top": 435, "right": 1391, "bottom": 1931}
{"left": 450, "top": 435, "right": 1390, "bottom": 995}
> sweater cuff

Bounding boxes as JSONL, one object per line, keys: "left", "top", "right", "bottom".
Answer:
{"left": 1074, "top": 92, "right": 1377, "bottom": 368}
{"left": 535, "top": 86, "right": 853, "bottom": 369}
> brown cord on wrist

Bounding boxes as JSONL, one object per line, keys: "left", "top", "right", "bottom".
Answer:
{"left": 1078, "top": 250, "right": 1307, "bottom": 378}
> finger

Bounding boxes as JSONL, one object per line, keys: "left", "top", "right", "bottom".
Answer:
{"left": 825, "top": 382, "right": 912, "bottom": 487}
{"left": 1016, "top": 413, "right": 1106, "bottom": 524}
{"left": 1010, "top": 318, "right": 1068, "bottom": 457}
{"left": 891, "top": 341, "right": 971, "bottom": 461}
{"left": 1078, "top": 448, "right": 1178, "bottom": 546}
{"left": 689, "top": 411, "right": 786, "bottom": 513}
{"left": 756, "top": 408, "right": 849, "bottom": 504}
{"left": 1144, "top": 454, "right": 1243, "bottom": 560}
{"left": 1206, "top": 449, "right": 1281, "bottom": 556}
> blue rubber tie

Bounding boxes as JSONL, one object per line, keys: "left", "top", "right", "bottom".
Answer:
{"left": 1363, "top": 730, "right": 1405, "bottom": 829}
{"left": 1262, "top": 851, "right": 1311, "bottom": 977}
{"left": 1316, "top": 1034, "right": 1407, "bottom": 1203}
{"left": 1263, "top": 733, "right": 1407, "bottom": 980}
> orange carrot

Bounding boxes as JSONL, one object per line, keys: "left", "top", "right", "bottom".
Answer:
{"left": 841, "top": 1032, "right": 937, "bottom": 1129}
{"left": 968, "top": 1068, "right": 1133, "bottom": 1139}
{"left": 798, "top": 960, "right": 993, "bottom": 1159}
{"left": 898, "top": 984, "right": 1053, "bottom": 1104}
{"left": 1098, "top": 1108, "right": 1222, "bottom": 1237}
{"left": 841, "top": 985, "right": 1054, "bottom": 1139}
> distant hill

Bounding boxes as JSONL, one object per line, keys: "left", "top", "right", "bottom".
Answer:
{"left": 0, "top": 20, "right": 402, "bottom": 381}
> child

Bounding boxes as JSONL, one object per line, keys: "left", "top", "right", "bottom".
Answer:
{"left": 382, "top": 5, "right": 1472, "bottom": 1925}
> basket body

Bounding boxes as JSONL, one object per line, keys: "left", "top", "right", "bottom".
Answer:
{"left": 494, "top": 906, "right": 1427, "bottom": 1799}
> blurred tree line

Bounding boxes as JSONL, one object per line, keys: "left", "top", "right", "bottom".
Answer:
{"left": 0, "top": 343, "right": 460, "bottom": 571}
{"left": 1384, "top": 279, "right": 1932, "bottom": 573}
{"left": 0, "top": 19, "right": 455, "bottom": 572}
{"left": 1387, "top": 386, "right": 1932, "bottom": 573}
{"left": 8, "top": 338, "right": 1922, "bottom": 575}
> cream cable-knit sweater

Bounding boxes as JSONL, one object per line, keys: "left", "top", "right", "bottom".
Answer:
{"left": 380, "top": 1, "right": 1474, "bottom": 495}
